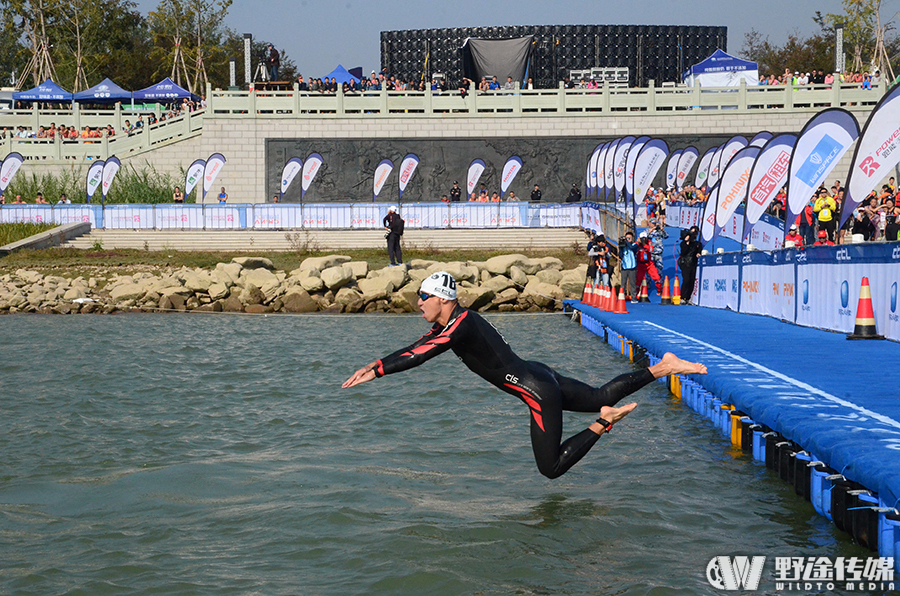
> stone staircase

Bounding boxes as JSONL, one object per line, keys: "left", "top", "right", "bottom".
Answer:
{"left": 62, "top": 228, "right": 587, "bottom": 252}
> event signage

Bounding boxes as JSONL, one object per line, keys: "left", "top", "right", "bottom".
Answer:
{"left": 301, "top": 153, "right": 323, "bottom": 199}
{"left": 100, "top": 156, "right": 121, "bottom": 204}
{"left": 280, "top": 157, "right": 303, "bottom": 200}
{"left": 603, "top": 138, "right": 621, "bottom": 201}
{"left": 707, "top": 143, "right": 727, "bottom": 187}
{"left": 398, "top": 154, "right": 420, "bottom": 200}
{"left": 0, "top": 152, "right": 24, "bottom": 193}
{"left": 701, "top": 182, "right": 721, "bottom": 242}
{"left": 374, "top": 159, "right": 394, "bottom": 200}
{"left": 665, "top": 149, "right": 683, "bottom": 190}
{"left": 750, "top": 131, "right": 773, "bottom": 147}
{"left": 500, "top": 156, "right": 523, "bottom": 196}
{"left": 785, "top": 108, "right": 859, "bottom": 229}
{"left": 744, "top": 134, "right": 796, "bottom": 237}
{"left": 695, "top": 147, "right": 717, "bottom": 189}
{"left": 594, "top": 143, "right": 611, "bottom": 198}
{"left": 842, "top": 84, "right": 900, "bottom": 227}
{"left": 625, "top": 136, "right": 651, "bottom": 203}
{"left": 85, "top": 160, "right": 105, "bottom": 202}
{"left": 675, "top": 147, "right": 699, "bottom": 191}
{"left": 202, "top": 153, "right": 227, "bottom": 201}
{"left": 613, "top": 136, "right": 636, "bottom": 197}
{"left": 632, "top": 138, "right": 669, "bottom": 217}
{"left": 184, "top": 158, "right": 206, "bottom": 199}
{"left": 466, "top": 158, "right": 486, "bottom": 197}
{"left": 715, "top": 146, "right": 760, "bottom": 228}
{"left": 715, "top": 136, "right": 749, "bottom": 184}
{"left": 588, "top": 142, "right": 604, "bottom": 198}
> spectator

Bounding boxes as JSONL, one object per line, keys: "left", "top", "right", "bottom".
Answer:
{"left": 266, "top": 44, "right": 280, "bottom": 81}
{"left": 0, "top": 194, "right": 5, "bottom": 204}
{"left": 530, "top": 184, "right": 542, "bottom": 202}
{"left": 57, "top": 193, "right": 71, "bottom": 205}
{"left": 35, "top": 192, "right": 48, "bottom": 204}
{"left": 784, "top": 224, "right": 804, "bottom": 247}
{"left": 440, "top": 194, "right": 449, "bottom": 203}
{"left": 636, "top": 233, "right": 662, "bottom": 296}
{"left": 13, "top": 194, "right": 26, "bottom": 204}
{"left": 812, "top": 230, "right": 834, "bottom": 246}
{"left": 619, "top": 230, "right": 638, "bottom": 301}
{"left": 217, "top": 187, "right": 228, "bottom": 204}
{"left": 503, "top": 76, "right": 514, "bottom": 90}
{"left": 566, "top": 184, "right": 582, "bottom": 203}
{"left": 172, "top": 186, "right": 184, "bottom": 203}
{"left": 647, "top": 218, "right": 667, "bottom": 276}
{"left": 884, "top": 197, "right": 900, "bottom": 241}
{"left": 507, "top": 191, "right": 518, "bottom": 201}
{"left": 272, "top": 194, "right": 279, "bottom": 203}
{"left": 813, "top": 188, "right": 837, "bottom": 242}
{"left": 490, "top": 192, "right": 501, "bottom": 202}
{"left": 383, "top": 205, "right": 404, "bottom": 266}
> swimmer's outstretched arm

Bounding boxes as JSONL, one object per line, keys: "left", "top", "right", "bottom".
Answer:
{"left": 342, "top": 362, "right": 378, "bottom": 389}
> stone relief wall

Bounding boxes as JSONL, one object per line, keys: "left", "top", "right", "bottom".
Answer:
{"left": 266, "top": 135, "right": 731, "bottom": 204}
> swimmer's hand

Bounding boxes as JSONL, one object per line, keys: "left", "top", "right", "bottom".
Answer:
{"left": 342, "top": 363, "right": 377, "bottom": 388}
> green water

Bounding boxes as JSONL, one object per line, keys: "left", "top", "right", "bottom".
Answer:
{"left": 0, "top": 314, "right": 868, "bottom": 595}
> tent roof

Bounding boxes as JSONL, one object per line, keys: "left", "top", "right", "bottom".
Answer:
{"left": 132, "top": 77, "right": 197, "bottom": 102}
{"left": 683, "top": 49, "right": 758, "bottom": 79}
{"left": 73, "top": 78, "right": 132, "bottom": 103}
{"left": 13, "top": 78, "right": 73, "bottom": 102}
{"left": 323, "top": 64, "right": 356, "bottom": 84}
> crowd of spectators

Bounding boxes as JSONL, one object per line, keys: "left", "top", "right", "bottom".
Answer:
{"left": 757, "top": 69, "right": 881, "bottom": 88}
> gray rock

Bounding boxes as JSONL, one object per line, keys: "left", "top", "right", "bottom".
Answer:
{"left": 357, "top": 277, "right": 394, "bottom": 301}
{"left": 63, "top": 287, "right": 86, "bottom": 301}
{"left": 298, "top": 275, "right": 325, "bottom": 293}
{"left": 242, "top": 267, "right": 278, "bottom": 290}
{"left": 533, "top": 256, "right": 564, "bottom": 271}
{"left": 457, "top": 286, "right": 495, "bottom": 310}
{"left": 109, "top": 283, "right": 147, "bottom": 303}
{"left": 492, "top": 287, "right": 520, "bottom": 304}
{"left": 232, "top": 256, "right": 274, "bottom": 270}
{"left": 372, "top": 265, "right": 408, "bottom": 289}
{"left": 299, "top": 255, "right": 351, "bottom": 271}
{"left": 483, "top": 254, "right": 531, "bottom": 276}
{"left": 282, "top": 288, "right": 319, "bottom": 313}
{"left": 239, "top": 284, "right": 265, "bottom": 306}
{"left": 347, "top": 261, "right": 369, "bottom": 279}
{"left": 483, "top": 275, "right": 515, "bottom": 293}
{"left": 509, "top": 266, "right": 528, "bottom": 288}
{"left": 408, "top": 259, "right": 437, "bottom": 270}
{"left": 321, "top": 266, "right": 353, "bottom": 292}
{"left": 215, "top": 262, "right": 242, "bottom": 286}
{"left": 208, "top": 283, "right": 229, "bottom": 301}
{"left": 222, "top": 295, "right": 244, "bottom": 312}
{"left": 536, "top": 269, "right": 562, "bottom": 286}
{"left": 15, "top": 269, "right": 43, "bottom": 284}
{"left": 523, "top": 280, "right": 564, "bottom": 308}
{"left": 159, "top": 285, "right": 193, "bottom": 297}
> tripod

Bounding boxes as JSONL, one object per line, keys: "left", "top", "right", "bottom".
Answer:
{"left": 253, "top": 60, "right": 269, "bottom": 83}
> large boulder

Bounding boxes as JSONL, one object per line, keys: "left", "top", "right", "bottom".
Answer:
{"left": 232, "top": 256, "right": 274, "bottom": 270}
{"left": 320, "top": 266, "right": 353, "bottom": 291}
{"left": 239, "top": 284, "right": 265, "bottom": 306}
{"left": 15, "top": 269, "right": 43, "bottom": 284}
{"left": 409, "top": 259, "right": 438, "bottom": 270}
{"left": 222, "top": 295, "right": 244, "bottom": 312}
{"left": 242, "top": 267, "right": 278, "bottom": 290}
{"left": 347, "top": 261, "right": 369, "bottom": 279}
{"left": 109, "top": 282, "right": 147, "bottom": 303}
{"left": 457, "top": 286, "right": 495, "bottom": 310}
{"left": 357, "top": 277, "right": 394, "bottom": 301}
{"left": 523, "top": 279, "right": 565, "bottom": 308}
{"left": 208, "top": 282, "right": 229, "bottom": 301}
{"left": 298, "top": 255, "right": 351, "bottom": 271}
{"left": 390, "top": 288, "right": 420, "bottom": 312}
{"left": 483, "top": 254, "right": 531, "bottom": 276}
{"left": 180, "top": 270, "right": 213, "bottom": 293}
{"left": 427, "top": 261, "right": 478, "bottom": 283}
{"left": 215, "top": 262, "right": 242, "bottom": 286}
{"left": 559, "top": 269, "right": 588, "bottom": 295}
{"left": 483, "top": 275, "right": 515, "bottom": 293}
{"left": 536, "top": 268, "right": 562, "bottom": 286}
{"left": 372, "top": 265, "right": 408, "bottom": 289}
{"left": 509, "top": 266, "right": 528, "bottom": 288}
{"left": 335, "top": 287, "right": 364, "bottom": 312}
{"left": 533, "top": 256, "right": 564, "bottom": 271}
{"left": 282, "top": 288, "right": 319, "bottom": 313}
{"left": 299, "top": 275, "right": 325, "bottom": 293}
{"left": 492, "top": 287, "right": 520, "bottom": 305}
{"left": 63, "top": 287, "right": 86, "bottom": 301}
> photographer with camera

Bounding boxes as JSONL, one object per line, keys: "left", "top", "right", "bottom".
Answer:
{"left": 383, "top": 206, "right": 405, "bottom": 266}
{"left": 266, "top": 44, "right": 280, "bottom": 81}
{"left": 678, "top": 226, "right": 703, "bottom": 305}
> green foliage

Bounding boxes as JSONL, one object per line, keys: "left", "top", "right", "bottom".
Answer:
{"left": 0, "top": 222, "right": 56, "bottom": 246}
{"left": 742, "top": 30, "right": 836, "bottom": 75}
{"left": 4, "top": 165, "right": 178, "bottom": 204}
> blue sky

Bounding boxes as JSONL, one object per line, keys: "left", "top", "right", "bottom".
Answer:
{"left": 132, "top": 0, "right": 846, "bottom": 78}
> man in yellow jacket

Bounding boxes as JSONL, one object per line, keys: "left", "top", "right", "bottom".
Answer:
{"left": 813, "top": 188, "right": 838, "bottom": 243}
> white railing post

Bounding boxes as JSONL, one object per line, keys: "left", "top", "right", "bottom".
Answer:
{"left": 425, "top": 85, "right": 433, "bottom": 115}
{"left": 832, "top": 80, "right": 841, "bottom": 107}
{"left": 785, "top": 81, "right": 793, "bottom": 109}
{"left": 337, "top": 83, "right": 344, "bottom": 115}
{"left": 738, "top": 78, "right": 747, "bottom": 112}
{"left": 513, "top": 81, "right": 521, "bottom": 114}
{"left": 293, "top": 82, "right": 300, "bottom": 114}
{"left": 380, "top": 86, "right": 388, "bottom": 115}
{"left": 647, "top": 79, "right": 656, "bottom": 112}
{"left": 602, "top": 83, "right": 611, "bottom": 112}
{"left": 558, "top": 82, "right": 566, "bottom": 112}
{"left": 114, "top": 102, "right": 122, "bottom": 133}
{"left": 32, "top": 103, "right": 40, "bottom": 132}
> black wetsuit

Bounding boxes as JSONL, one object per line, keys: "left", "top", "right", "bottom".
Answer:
{"left": 373, "top": 304, "right": 655, "bottom": 478}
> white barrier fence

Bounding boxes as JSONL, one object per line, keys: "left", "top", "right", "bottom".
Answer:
{"left": 0, "top": 202, "right": 583, "bottom": 230}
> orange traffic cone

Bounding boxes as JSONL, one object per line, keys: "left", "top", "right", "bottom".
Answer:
{"left": 661, "top": 276, "right": 672, "bottom": 305}
{"left": 581, "top": 280, "right": 592, "bottom": 305}
{"left": 608, "top": 285, "right": 618, "bottom": 311}
{"left": 591, "top": 282, "right": 602, "bottom": 308}
{"left": 613, "top": 287, "right": 629, "bottom": 314}
{"left": 672, "top": 276, "right": 682, "bottom": 305}
{"left": 847, "top": 277, "right": 884, "bottom": 340}
{"left": 638, "top": 278, "right": 650, "bottom": 302}
{"left": 600, "top": 284, "right": 611, "bottom": 311}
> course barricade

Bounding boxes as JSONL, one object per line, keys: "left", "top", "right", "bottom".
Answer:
{"left": 697, "top": 243, "right": 900, "bottom": 341}
{"left": 0, "top": 202, "right": 586, "bottom": 231}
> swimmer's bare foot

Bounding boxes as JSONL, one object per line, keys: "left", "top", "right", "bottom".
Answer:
{"left": 649, "top": 352, "right": 707, "bottom": 378}
{"left": 589, "top": 402, "right": 637, "bottom": 435}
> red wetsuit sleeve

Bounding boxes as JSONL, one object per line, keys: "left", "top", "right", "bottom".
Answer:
{"left": 374, "top": 310, "right": 470, "bottom": 377}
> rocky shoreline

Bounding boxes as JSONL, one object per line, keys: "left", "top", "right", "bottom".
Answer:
{"left": 0, "top": 254, "right": 588, "bottom": 315}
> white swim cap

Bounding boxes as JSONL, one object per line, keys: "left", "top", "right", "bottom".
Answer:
{"left": 388, "top": 205, "right": 397, "bottom": 212}
{"left": 420, "top": 271, "right": 457, "bottom": 300}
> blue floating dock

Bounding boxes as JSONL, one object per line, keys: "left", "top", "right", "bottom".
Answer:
{"left": 565, "top": 299, "right": 900, "bottom": 557}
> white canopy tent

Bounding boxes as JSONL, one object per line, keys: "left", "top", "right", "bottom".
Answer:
{"left": 683, "top": 49, "right": 758, "bottom": 87}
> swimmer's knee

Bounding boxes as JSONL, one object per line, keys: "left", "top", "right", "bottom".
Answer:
{"left": 536, "top": 461, "right": 564, "bottom": 480}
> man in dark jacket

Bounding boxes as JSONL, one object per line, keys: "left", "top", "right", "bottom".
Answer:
{"left": 678, "top": 226, "right": 703, "bottom": 304}
{"left": 383, "top": 206, "right": 404, "bottom": 265}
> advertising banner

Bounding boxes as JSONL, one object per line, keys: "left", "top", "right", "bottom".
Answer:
{"left": 156, "top": 206, "right": 204, "bottom": 229}
{"left": 53, "top": 205, "right": 97, "bottom": 227}
{"left": 675, "top": 146, "right": 699, "bottom": 191}
{"left": 593, "top": 143, "right": 610, "bottom": 199}
{"left": 0, "top": 152, "right": 24, "bottom": 193}
{"left": 301, "top": 153, "right": 323, "bottom": 200}
{"left": 100, "top": 156, "right": 121, "bottom": 204}
{"left": 698, "top": 256, "right": 739, "bottom": 310}
{"left": 303, "top": 203, "right": 351, "bottom": 228}
{"left": 85, "top": 160, "right": 105, "bottom": 203}
{"left": 750, "top": 131, "right": 773, "bottom": 147}
{"left": 500, "top": 156, "right": 523, "bottom": 196}
{"left": 713, "top": 136, "right": 749, "bottom": 186}
{"left": 349, "top": 204, "right": 382, "bottom": 229}
{"left": 253, "top": 205, "right": 302, "bottom": 229}
{"left": 603, "top": 138, "right": 621, "bottom": 201}
{"left": 465, "top": 159, "right": 485, "bottom": 198}
{"left": 694, "top": 146, "right": 717, "bottom": 189}
{"left": 104, "top": 205, "right": 155, "bottom": 229}
{"left": 665, "top": 149, "right": 683, "bottom": 190}
{"left": 716, "top": 145, "right": 760, "bottom": 229}
{"left": 842, "top": 84, "right": 900, "bottom": 227}
{"left": 280, "top": 157, "right": 303, "bottom": 201}
{"left": 0, "top": 206, "right": 51, "bottom": 224}
{"left": 744, "top": 134, "right": 796, "bottom": 236}
{"left": 204, "top": 206, "right": 241, "bottom": 230}
{"left": 402, "top": 203, "right": 446, "bottom": 228}
{"left": 700, "top": 183, "right": 720, "bottom": 243}
{"left": 184, "top": 158, "right": 206, "bottom": 199}
{"left": 785, "top": 108, "right": 859, "bottom": 228}
{"left": 398, "top": 154, "right": 420, "bottom": 200}
{"left": 613, "top": 136, "right": 635, "bottom": 196}
{"left": 632, "top": 139, "right": 669, "bottom": 211}
{"left": 539, "top": 205, "right": 581, "bottom": 227}
{"left": 625, "top": 136, "right": 651, "bottom": 203}
{"left": 202, "top": 153, "right": 227, "bottom": 201}
{"left": 707, "top": 143, "right": 726, "bottom": 188}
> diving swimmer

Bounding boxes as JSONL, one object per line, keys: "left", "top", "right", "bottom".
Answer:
{"left": 342, "top": 271, "right": 708, "bottom": 478}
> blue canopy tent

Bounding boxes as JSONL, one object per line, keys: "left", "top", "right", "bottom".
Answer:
{"left": 682, "top": 49, "right": 759, "bottom": 87}
{"left": 73, "top": 78, "right": 132, "bottom": 104}
{"left": 323, "top": 65, "right": 357, "bottom": 85}
{"left": 13, "top": 79, "right": 73, "bottom": 103}
{"left": 131, "top": 77, "right": 199, "bottom": 103}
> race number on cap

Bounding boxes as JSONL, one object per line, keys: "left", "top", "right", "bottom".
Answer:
{"left": 420, "top": 271, "right": 457, "bottom": 300}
